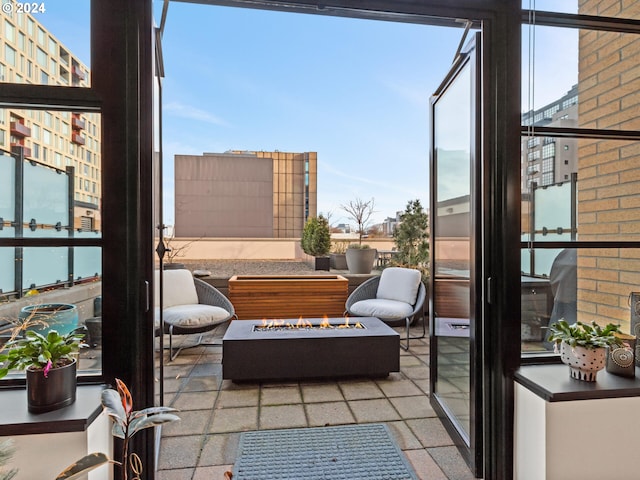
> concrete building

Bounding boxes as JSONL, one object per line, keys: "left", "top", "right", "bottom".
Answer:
{"left": 521, "top": 84, "right": 578, "bottom": 194}
{"left": 0, "top": 8, "right": 101, "bottom": 230}
{"left": 174, "top": 150, "right": 317, "bottom": 238}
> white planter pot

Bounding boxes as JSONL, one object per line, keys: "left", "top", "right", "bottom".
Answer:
{"left": 560, "top": 342, "right": 606, "bottom": 382}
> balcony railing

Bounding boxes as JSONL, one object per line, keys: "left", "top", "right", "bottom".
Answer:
{"left": 10, "top": 122, "right": 31, "bottom": 137}
{"left": 71, "top": 65, "right": 86, "bottom": 81}
{"left": 71, "top": 133, "right": 85, "bottom": 145}
{"left": 71, "top": 116, "right": 85, "bottom": 130}
{"left": 10, "top": 144, "right": 32, "bottom": 158}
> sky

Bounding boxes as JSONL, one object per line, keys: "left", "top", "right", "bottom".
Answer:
{"left": 37, "top": 1, "right": 578, "bottom": 227}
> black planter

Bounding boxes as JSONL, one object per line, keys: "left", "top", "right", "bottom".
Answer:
{"left": 85, "top": 316, "right": 102, "bottom": 348}
{"left": 314, "top": 256, "right": 330, "bottom": 271}
{"left": 27, "top": 359, "right": 77, "bottom": 413}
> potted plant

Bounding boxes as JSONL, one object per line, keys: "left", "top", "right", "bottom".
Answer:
{"left": 329, "top": 240, "right": 349, "bottom": 270}
{"left": 56, "top": 378, "right": 180, "bottom": 480}
{"left": 300, "top": 215, "right": 331, "bottom": 271}
{"left": 0, "top": 328, "right": 85, "bottom": 412}
{"left": 548, "top": 319, "right": 623, "bottom": 382}
{"left": 341, "top": 198, "right": 377, "bottom": 274}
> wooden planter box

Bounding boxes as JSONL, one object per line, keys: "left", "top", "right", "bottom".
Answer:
{"left": 228, "top": 275, "right": 348, "bottom": 320}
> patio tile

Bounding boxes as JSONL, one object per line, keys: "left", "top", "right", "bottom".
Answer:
{"left": 164, "top": 364, "right": 195, "bottom": 380}
{"left": 389, "top": 396, "right": 436, "bottom": 419}
{"left": 158, "top": 435, "right": 202, "bottom": 470}
{"left": 190, "top": 362, "right": 222, "bottom": 377}
{"left": 216, "top": 389, "right": 259, "bottom": 408}
{"left": 163, "top": 377, "right": 188, "bottom": 394}
{"left": 261, "top": 386, "right": 302, "bottom": 405}
{"left": 301, "top": 383, "right": 344, "bottom": 403}
{"left": 400, "top": 355, "right": 423, "bottom": 367}
{"left": 198, "top": 433, "right": 241, "bottom": 466}
{"left": 412, "top": 379, "right": 431, "bottom": 395}
{"left": 376, "top": 378, "right": 423, "bottom": 397}
{"left": 428, "top": 446, "right": 477, "bottom": 480}
{"left": 407, "top": 418, "right": 455, "bottom": 448}
{"left": 349, "top": 398, "right": 401, "bottom": 423}
{"left": 209, "top": 406, "right": 258, "bottom": 433}
{"left": 402, "top": 365, "right": 430, "bottom": 380}
{"left": 339, "top": 380, "right": 384, "bottom": 400}
{"left": 305, "top": 401, "right": 355, "bottom": 427}
{"left": 193, "top": 465, "right": 234, "bottom": 480}
{"left": 171, "top": 391, "right": 217, "bottom": 411}
{"left": 162, "top": 409, "right": 211, "bottom": 436}
{"left": 181, "top": 376, "right": 222, "bottom": 393}
{"left": 386, "top": 420, "right": 423, "bottom": 450}
{"left": 259, "top": 404, "right": 307, "bottom": 429}
{"left": 157, "top": 468, "right": 195, "bottom": 480}
{"left": 404, "top": 448, "right": 448, "bottom": 480}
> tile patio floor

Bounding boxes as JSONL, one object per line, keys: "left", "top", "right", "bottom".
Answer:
{"left": 156, "top": 321, "right": 476, "bottom": 480}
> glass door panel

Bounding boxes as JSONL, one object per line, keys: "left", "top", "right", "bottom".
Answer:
{"left": 430, "top": 31, "right": 482, "bottom": 477}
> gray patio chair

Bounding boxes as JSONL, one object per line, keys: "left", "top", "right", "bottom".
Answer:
{"left": 345, "top": 267, "right": 426, "bottom": 350}
{"left": 155, "top": 268, "right": 237, "bottom": 360}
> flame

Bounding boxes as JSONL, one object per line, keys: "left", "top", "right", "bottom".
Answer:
{"left": 255, "top": 316, "right": 364, "bottom": 331}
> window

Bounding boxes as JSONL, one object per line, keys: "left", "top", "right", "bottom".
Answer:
{"left": 521, "top": 13, "right": 640, "bottom": 359}
{"left": 4, "top": 20, "right": 15, "bottom": 43}
{"left": 37, "top": 27, "right": 45, "bottom": 45}
{"left": 36, "top": 47, "right": 47, "bottom": 67}
{"left": 4, "top": 45, "right": 16, "bottom": 66}
{"left": 40, "top": 70, "right": 48, "bottom": 84}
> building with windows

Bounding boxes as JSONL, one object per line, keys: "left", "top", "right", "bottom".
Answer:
{"left": 0, "top": 9, "right": 101, "bottom": 230}
{"left": 174, "top": 150, "right": 317, "bottom": 238}
{"left": 521, "top": 84, "right": 578, "bottom": 193}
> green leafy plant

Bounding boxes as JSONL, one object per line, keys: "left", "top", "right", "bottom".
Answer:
{"left": 548, "top": 320, "right": 623, "bottom": 349}
{"left": 393, "top": 199, "right": 430, "bottom": 269}
{"left": 301, "top": 215, "right": 331, "bottom": 257}
{"left": 0, "top": 328, "right": 84, "bottom": 378}
{"left": 347, "top": 243, "right": 371, "bottom": 249}
{"left": 56, "top": 378, "right": 180, "bottom": 480}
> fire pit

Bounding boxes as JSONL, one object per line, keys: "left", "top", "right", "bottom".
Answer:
{"left": 222, "top": 317, "right": 400, "bottom": 381}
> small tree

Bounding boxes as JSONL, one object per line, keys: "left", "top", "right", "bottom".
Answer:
{"left": 341, "top": 198, "right": 376, "bottom": 245}
{"left": 301, "top": 215, "right": 331, "bottom": 257}
{"left": 393, "top": 199, "right": 430, "bottom": 269}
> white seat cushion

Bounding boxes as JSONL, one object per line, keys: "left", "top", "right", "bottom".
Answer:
{"left": 376, "top": 267, "right": 421, "bottom": 305}
{"left": 154, "top": 269, "right": 199, "bottom": 308}
{"left": 162, "top": 304, "right": 231, "bottom": 328}
{"left": 350, "top": 299, "right": 414, "bottom": 321}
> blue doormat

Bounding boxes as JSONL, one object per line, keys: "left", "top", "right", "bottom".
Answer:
{"left": 233, "top": 423, "right": 419, "bottom": 479}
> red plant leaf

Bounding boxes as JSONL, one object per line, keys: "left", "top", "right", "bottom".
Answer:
{"left": 115, "top": 378, "right": 133, "bottom": 415}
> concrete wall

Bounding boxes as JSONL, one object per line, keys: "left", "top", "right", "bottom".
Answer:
{"left": 164, "top": 237, "right": 397, "bottom": 261}
{"left": 0, "top": 282, "right": 101, "bottom": 329}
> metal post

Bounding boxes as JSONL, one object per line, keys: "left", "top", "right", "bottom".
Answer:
{"left": 67, "top": 166, "right": 75, "bottom": 288}
{"left": 12, "top": 146, "right": 24, "bottom": 298}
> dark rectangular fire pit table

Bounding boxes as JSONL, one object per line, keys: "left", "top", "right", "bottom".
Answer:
{"left": 222, "top": 317, "right": 400, "bottom": 382}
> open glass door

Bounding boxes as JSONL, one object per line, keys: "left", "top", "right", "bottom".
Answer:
{"left": 429, "top": 31, "right": 483, "bottom": 477}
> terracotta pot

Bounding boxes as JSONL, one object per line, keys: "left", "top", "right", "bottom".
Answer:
{"left": 560, "top": 342, "right": 606, "bottom": 382}
{"left": 26, "top": 359, "right": 77, "bottom": 413}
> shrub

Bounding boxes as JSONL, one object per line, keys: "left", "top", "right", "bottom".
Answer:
{"left": 301, "top": 216, "right": 331, "bottom": 257}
